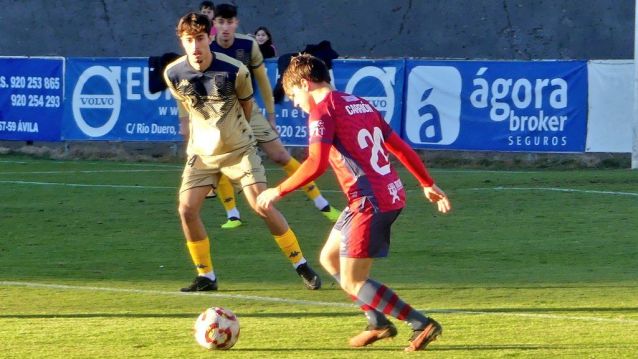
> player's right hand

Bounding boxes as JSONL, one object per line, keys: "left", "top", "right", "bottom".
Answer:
{"left": 423, "top": 184, "right": 451, "bottom": 214}
{"left": 257, "top": 187, "right": 281, "bottom": 210}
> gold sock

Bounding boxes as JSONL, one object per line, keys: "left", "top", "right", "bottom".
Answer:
{"left": 273, "top": 228, "right": 304, "bottom": 266}
{"left": 186, "top": 238, "right": 214, "bottom": 275}
{"left": 217, "top": 175, "right": 237, "bottom": 214}
{"left": 283, "top": 157, "right": 321, "bottom": 200}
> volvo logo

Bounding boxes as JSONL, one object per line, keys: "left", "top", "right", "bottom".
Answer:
{"left": 345, "top": 66, "right": 396, "bottom": 124}
{"left": 72, "top": 66, "right": 121, "bottom": 137}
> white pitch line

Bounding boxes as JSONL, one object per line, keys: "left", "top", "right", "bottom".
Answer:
{"left": 465, "top": 186, "right": 638, "bottom": 197}
{"left": 0, "top": 160, "right": 29, "bottom": 164}
{"left": 0, "top": 281, "right": 353, "bottom": 308}
{"left": 2, "top": 161, "right": 548, "bottom": 174}
{"left": 1, "top": 180, "right": 637, "bottom": 197}
{"left": 1, "top": 281, "right": 637, "bottom": 324}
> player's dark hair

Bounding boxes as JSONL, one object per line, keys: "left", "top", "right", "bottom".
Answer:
{"left": 214, "top": 3, "right": 237, "bottom": 19}
{"left": 282, "top": 54, "right": 331, "bottom": 94}
{"left": 199, "top": 1, "right": 215, "bottom": 10}
{"left": 176, "top": 12, "right": 211, "bottom": 37}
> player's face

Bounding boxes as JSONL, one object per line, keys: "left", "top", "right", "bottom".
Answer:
{"left": 214, "top": 17, "right": 238, "bottom": 42}
{"left": 255, "top": 30, "right": 268, "bottom": 45}
{"left": 288, "top": 84, "right": 312, "bottom": 114}
{"left": 180, "top": 32, "right": 211, "bottom": 66}
{"left": 200, "top": 8, "right": 215, "bottom": 21}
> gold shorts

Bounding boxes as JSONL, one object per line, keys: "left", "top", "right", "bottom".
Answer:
{"left": 249, "top": 106, "right": 279, "bottom": 144}
{"left": 179, "top": 146, "right": 267, "bottom": 193}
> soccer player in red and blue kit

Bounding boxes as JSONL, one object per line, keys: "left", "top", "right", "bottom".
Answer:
{"left": 257, "top": 54, "right": 452, "bottom": 351}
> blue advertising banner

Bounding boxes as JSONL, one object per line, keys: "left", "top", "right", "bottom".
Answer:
{"left": 255, "top": 59, "right": 405, "bottom": 146}
{"left": 403, "top": 60, "right": 588, "bottom": 152}
{"left": 62, "top": 57, "right": 180, "bottom": 141}
{"left": 0, "top": 57, "right": 64, "bottom": 141}
{"left": 254, "top": 60, "right": 309, "bottom": 146}
{"left": 333, "top": 59, "right": 404, "bottom": 135}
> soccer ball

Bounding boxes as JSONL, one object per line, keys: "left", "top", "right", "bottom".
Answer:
{"left": 194, "top": 307, "right": 240, "bottom": 350}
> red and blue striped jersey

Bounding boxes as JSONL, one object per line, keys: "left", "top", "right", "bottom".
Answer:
{"left": 309, "top": 91, "right": 406, "bottom": 211}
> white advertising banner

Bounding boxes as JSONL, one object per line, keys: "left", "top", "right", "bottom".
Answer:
{"left": 587, "top": 60, "right": 633, "bottom": 153}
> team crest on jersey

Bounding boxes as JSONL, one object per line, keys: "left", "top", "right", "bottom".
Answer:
{"left": 211, "top": 72, "right": 228, "bottom": 88}
{"left": 235, "top": 49, "right": 247, "bottom": 64}
{"left": 309, "top": 120, "right": 325, "bottom": 137}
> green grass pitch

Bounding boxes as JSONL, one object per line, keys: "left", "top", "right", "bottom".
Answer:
{"left": 1, "top": 154, "right": 637, "bottom": 358}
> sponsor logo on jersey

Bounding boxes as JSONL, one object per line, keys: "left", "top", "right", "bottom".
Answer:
{"left": 309, "top": 120, "right": 325, "bottom": 137}
{"left": 387, "top": 179, "right": 403, "bottom": 203}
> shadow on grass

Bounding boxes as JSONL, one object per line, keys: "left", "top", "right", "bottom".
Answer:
{"left": 221, "top": 343, "right": 630, "bottom": 352}
{"left": 431, "top": 344, "right": 633, "bottom": 351}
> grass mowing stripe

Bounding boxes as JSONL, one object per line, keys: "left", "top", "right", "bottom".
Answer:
{"left": 432, "top": 309, "right": 638, "bottom": 324}
{"left": 0, "top": 180, "right": 174, "bottom": 189}
{"left": 3, "top": 281, "right": 636, "bottom": 325}
{"left": 0, "top": 169, "right": 179, "bottom": 174}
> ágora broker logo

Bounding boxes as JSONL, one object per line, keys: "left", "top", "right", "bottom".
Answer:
{"left": 470, "top": 66, "right": 569, "bottom": 147}
{"left": 404, "top": 66, "right": 462, "bottom": 145}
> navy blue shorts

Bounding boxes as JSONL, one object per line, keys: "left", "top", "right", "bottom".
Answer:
{"left": 334, "top": 202, "right": 401, "bottom": 258}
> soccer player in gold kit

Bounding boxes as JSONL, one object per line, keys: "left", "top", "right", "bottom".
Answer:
{"left": 207, "top": 3, "right": 341, "bottom": 229}
{"left": 164, "top": 12, "right": 321, "bottom": 292}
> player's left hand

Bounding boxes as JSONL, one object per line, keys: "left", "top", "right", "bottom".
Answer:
{"left": 423, "top": 184, "right": 451, "bottom": 214}
{"left": 257, "top": 187, "right": 281, "bottom": 210}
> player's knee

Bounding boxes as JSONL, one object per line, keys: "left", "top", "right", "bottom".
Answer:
{"left": 319, "top": 249, "right": 337, "bottom": 272}
{"left": 248, "top": 203, "right": 269, "bottom": 219}
{"left": 339, "top": 279, "right": 361, "bottom": 296}
{"left": 178, "top": 203, "right": 198, "bottom": 223}
{"left": 319, "top": 250, "right": 329, "bottom": 268}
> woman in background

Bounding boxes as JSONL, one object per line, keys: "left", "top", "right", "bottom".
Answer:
{"left": 254, "top": 26, "right": 276, "bottom": 58}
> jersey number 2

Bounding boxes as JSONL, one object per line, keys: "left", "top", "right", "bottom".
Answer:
{"left": 357, "top": 127, "right": 390, "bottom": 175}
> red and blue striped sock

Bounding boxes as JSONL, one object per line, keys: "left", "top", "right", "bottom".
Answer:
{"left": 356, "top": 278, "right": 428, "bottom": 330}
{"left": 332, "top": 273, "right": 390, "bottom": 328}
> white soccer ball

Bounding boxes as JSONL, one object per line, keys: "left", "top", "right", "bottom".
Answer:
{"left": 194, "top": 307, "right": 240, "bottom": 350}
